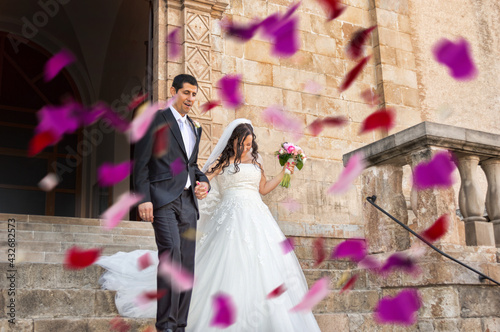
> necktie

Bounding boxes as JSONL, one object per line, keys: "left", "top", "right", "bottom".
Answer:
{"left": 178, "top": 117, "right": 191, "bottom": 189}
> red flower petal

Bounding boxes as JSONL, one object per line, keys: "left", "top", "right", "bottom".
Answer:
{"left": 109, "top": 316, "right": 130, "bottom": 332}
{"left": 153, "top": 123, "right": 170, "bottom": 159}
{"left": 128, "top": 93, "right": 149, "bottom": 111}
{"left": 64, "top": 246, "right": 102, "bottom": 270}
{"left": 359, "top": 108, "right": 395, "bottom": 134}
{"left": 374, "top": 289, "right": 421, "bottom": 326}
{"left": 340, "top": 274, "right": 358, "bottom": 294}
{"left": 210, "top": 293, "right": 237, "bottom": 328}
{"left": 267, "top": 284, "right": 287, "bottom": 299}
{"left": 28, "top": 130, "right": 57, "bottom": 156}
{"left": 346, "top": 26, "right": 377, "bottom": 60}
{"left": 313, "top": 237, "right": 326, "bottom": 267}
{"left": 316, "top": 0, "right": 346, "bottom": 20}
{"left": 200, "top": 100, "right": 221, "bottom": 114}
{"left": 421, "top": 214, "right": 450, "bottom": 242}
{"left": 339, "top": 55, "right": 371, "bottom": 92}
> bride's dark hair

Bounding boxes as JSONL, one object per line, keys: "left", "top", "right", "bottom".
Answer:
{"left": 207, "top": 123, "right": 260, "bottom": 174}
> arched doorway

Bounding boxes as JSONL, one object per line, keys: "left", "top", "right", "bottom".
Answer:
{"left": 0, "top": 32, "right": 82, "bottom": 217}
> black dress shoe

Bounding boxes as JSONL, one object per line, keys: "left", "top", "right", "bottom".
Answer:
{"left": 164, "top": 329, "right": 173, "bottom": 332}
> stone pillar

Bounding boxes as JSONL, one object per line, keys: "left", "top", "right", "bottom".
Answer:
{"left": 457, "top": 155, "right": 494, "bottom": 246}
{"left": 361, "top": 164, "right": 410, "bottom": 253}
{"left": 408, "top": 148, "right": 464, "bottom": 246}
{"left": 481, "top": 158, "right": 500, "bottom": 247}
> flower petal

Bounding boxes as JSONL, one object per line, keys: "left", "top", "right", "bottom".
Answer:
{"left": 153, "top": 123, "right": 170, "bottom": 158}
{"left": 167, "top": 27, "right": 181, "bottom": 60}
{"left": 279, "top": 198, "right": 301, "bottom": 212}
{"left": 413, "top": 151, "right": 456, "bottom": 190}
{"left": 379, "top": 252, "right": 420, "bottom": 276}
{"left": 138, "top": 252, "right": 154, "bottom": 271}
{"left": 101, "top": 192, "right": 143, "bottom": 230}
{"left": 267, "top": 284, "right": 287, "bottom": 299}
{"left": 38, "top": 173, "right": 59, "bottom": 192}
{"left": 281, "top": 237, "right": 295, "bottom": 254}
{"left": 374, "top": 289, "right": 421, "bottom": 326}
{"left": 433, "top": 38, "right": 477, "bottom": 80}
{"left": 210, "top": 293, "right": 237, "bottom": 328}
{"left": 328, "top": 152, "right": 365, "bottom": 195}
{"left": 262, "top": 105, "right": 304, "bottom": 141}
{"left": 218, "top": 75, "right": 243, "bottom": 109}
{"left": 64, "top": 246, "right": 102, "bottom": 270}
{"left": 346, "top": 26, "right": 377, "bottom": 59}
{"left": 313, "top": 237, "right": 326, "bottom": 267}
{"left": 171, "top": 157, "right": 185, "bottom": 176}
{"left": 421, "top": 214, "right": 450, "bottom": 242}
{"left": 339, "top": 55, "right": 371, "bottom": 92}
{"left": 316, "top": 0, "right": 346, "bottom": 20}
{"left": 290, "top": 277, "right": 330, "bottom": 312}
{"left": 98, "top": 161, "right": 134, "bottom": 187}
{"left": 200, "top": 100, "right": 221, "bottom": 114}
{"left": 340, "top": 274, "right": 358, "bottom": 294}
{"left": 128, "top": 100, "right": 172, "bottom": 143}
{"left": 360, "top": 108, "right": 396, "bottom": 134}
{"left": 331, "top": 239, "right": 367, "bottom": 262}
{"left": 158, "top": 251, "right": 194, "bottom": 292}
{"left": 44, "top": 49, "right": 76, "bottom": 81}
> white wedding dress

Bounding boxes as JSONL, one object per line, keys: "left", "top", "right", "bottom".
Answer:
{"left": 96, "top": 163, "right": 321, "bottom": 332}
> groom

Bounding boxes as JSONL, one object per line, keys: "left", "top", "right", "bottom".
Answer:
{"left": 133, "top": 74, "right": 210, "bottom": 332}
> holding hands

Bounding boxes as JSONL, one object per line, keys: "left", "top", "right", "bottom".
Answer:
{"left": 195, "top": 181, "right": 209, "bottom": 200}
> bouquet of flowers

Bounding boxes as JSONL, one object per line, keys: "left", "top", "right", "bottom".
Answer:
{"left": 275, "top": 142, "right": 307, "bottom": 188}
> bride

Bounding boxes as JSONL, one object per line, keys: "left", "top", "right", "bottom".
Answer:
{"left": 96, "top": 119, "right": 321, "bottom": 331}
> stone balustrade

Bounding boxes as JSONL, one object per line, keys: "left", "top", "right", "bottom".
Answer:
{"left": 343, "top": 122, "right": 500, "bottom": 250}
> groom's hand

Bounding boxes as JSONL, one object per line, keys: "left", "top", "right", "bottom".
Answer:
{"left": 194, "top": 181, "right": 209, "bottom": 200}
{"left": 138, "top": 202, "right": 154, "bottom": 223}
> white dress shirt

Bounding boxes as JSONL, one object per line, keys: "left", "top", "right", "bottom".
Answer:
{"left": 170, "top": 106, "right": 196, "bottom": 189}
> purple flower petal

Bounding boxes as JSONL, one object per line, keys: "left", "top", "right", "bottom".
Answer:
{"left": 36, "top": 103, "right": 80, "bottom": 141}
{"left": 226, "top": 20, "right": 261, "bottom": 41}
{"left": 374, "top": 289, "right": 421, "bottom": 326}
{"left": 171, "top": 157, "right": 185, "bottom": 176}
{"left": 413, "top": 151, "right": 456, "bottom": 190}
{"left": 433, "top": 38, "right": 477, "bottom": 80}
{"left": 210, "top": 293, "right": 237, "bottom": 328}
{"left": 271, "top": 16, "right": 299, "bottom": 57}
{"left": 167, "top": 27, "right": 181, "bottom": 60}
{"left": 290, "top": 277, "right": 330, "bottom": 312}
{"left": 358, "top": 255, "right": 382, "bottom": 270}
{"left": 217, "top": 75, "right": 243, "bottom": 109}
{"left": 98, "top": 161, "right": 134, "bottom": 187}
{"left": 281, "top": 237, "right": 295, "bottom": 254}
{"left": 44, "top": 49, "right": 76, "bottom": 81}
{"left": 379, "top": 252, "right": 420, "bottom": 276}
{"left": 101, "top": 192, "right": 143, "bottom": 230}
{"left": 331, "top": 239, "right": 367, "bottom": 262}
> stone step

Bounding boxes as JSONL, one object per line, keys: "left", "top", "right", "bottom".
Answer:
{"left": 0, "top": 288, "right": 120, "bottom": 319}
{"left": 0, "top": 317, "right": 156, "bottom": 332}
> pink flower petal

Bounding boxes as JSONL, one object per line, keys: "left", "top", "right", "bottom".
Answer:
{"left": 128, "top": 100, "right": 172, "bottom": 143}
{"left": 328, "top": 152, "right": 365, "bottom": 195}
{"left": 346, "top": 26, "right": 377, "bottom": 60}
{"left": 374, "top": 289, "right": 421, "bottom": 326}
{"left": 279, "top": 198, "right": 301, "bottom": 212}
{"left": 153, "top": 123, "right": 170, "bottom": 158}
{"left": 44, "top": 49, "right": 76, "bottom": 81}
{"left": 262, "top": 105, "right": 304, "bottom": 141}
{"left": 138, "top": 252, "right": 154, "bottom": 270}
{"left": 379, "top": 252, "right": 420, "bottom": 276}
{"left": 171, "top": 157, "right": 185, "bottom": 176}
{"left": 340, "top": 274, "right": 358, "bottom": 294}
{"left": 38, "top": 173, "right": 59, "bottom": 191}
{"left": 167, "top": 27, "right": 181, "bottom": 60}
{"left": 433, "top": 38, "right": 477, "bottom": 81}
{"left": 331, "top": 239, "right": 367, "bottom": 262}
{"left": 267, "top": 284, "right": 287, "bottom": 299}
{"left": 101, "top": 192, "right": 143, "bottom": 230}
{"left": 291, "top": 277, "right": 330, "bottom": 312}
{"left": 413, "top": 151, "right": 456, "bottom": 190}
{"left": 360, "top": 108, "right": 396, "bottom": 134}
{"left": 64, "top": 246, "right": 102, "bottom": 270}
{"left": 200, "top": 100, "right": 221, "bottom": 114}
{"left": 339, "top": 55, "right": 371, "bottom": 92}
{"left": 158, "top": 251, "right": 194, "bottom": 292}
{"left": 304, "top": 80, "right": 323, "bottom": 94}
{"left": 308, "top": 116, "right": 347, "bottom": 136}
{"left": 361, "top": 88, "right": 380, "bottom": 107}
{"left": 421, "top": 214, "right": 450, "bottom": 242}
{"left": 217, "top": 75, "right": 243, "bottom": 109}
{"left": 97, "top": 161, "right": 134, "bottom": 187}
{"left": 210, "top": 293, "right": 237, "bottom": 328}
{"left": 281, "top": 237, "right": 295, "bottom": 254}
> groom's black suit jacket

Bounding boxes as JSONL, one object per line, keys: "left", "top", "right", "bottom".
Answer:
{"left": 133, "top": 107, "right": 209, "bottom": 216}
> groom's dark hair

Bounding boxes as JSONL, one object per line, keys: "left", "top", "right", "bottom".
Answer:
{"left": 172, "top": 74, "right": 198, "bottom": 92}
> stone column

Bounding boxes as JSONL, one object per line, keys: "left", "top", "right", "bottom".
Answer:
{"left": 408, "top": 148, "right": 464, "bottom": 246}
{"left": 361, "top": 164, "right": 409, "bottom": 253}
{"left": 457, "top": 155, "right": 493, "bottom": 246}
{"left": 481, "top": 158, "right": 500, "bottom": 247}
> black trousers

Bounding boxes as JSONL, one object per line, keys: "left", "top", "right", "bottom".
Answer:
{"left": 152, "top": 190, "right": 197, "bottom": 331}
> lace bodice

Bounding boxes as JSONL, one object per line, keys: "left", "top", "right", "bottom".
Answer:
{"left": 216, "top": 163, "right": 262, "bottom": 196}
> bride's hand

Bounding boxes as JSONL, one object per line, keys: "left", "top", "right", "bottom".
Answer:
{"left": 283, "top": 162, "right": 295, "bottom": 174}
{"left": 195, "top": 181, "right": 209, "bottom": 200}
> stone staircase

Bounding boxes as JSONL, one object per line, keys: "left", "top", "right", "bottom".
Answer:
{"left": 2, "top": 214, "right": 500, "bottom": 331}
